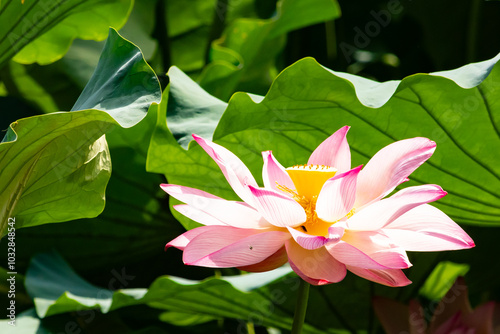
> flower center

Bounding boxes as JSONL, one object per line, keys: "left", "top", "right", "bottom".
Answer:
{"left": 285, "top": 164, "right": 337, "bottom": 200}
{"left": 274, "top": 164, "right": 338, "bottom": 236}
{"left": 295, "top": 195, "right": 330, "bottom": 235}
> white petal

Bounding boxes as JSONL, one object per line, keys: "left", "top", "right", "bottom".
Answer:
{"left": 247, "top": 185, "right": 307, "bottom": 227}
{"left": 316, "top": 166, "right": 361, "bottom": 222}
{"left": 193, "top": 135, "right": 258, "bottom": 205}
{"left": 347, "top": 185, "right": 447, "bottom": 231}
{"left": 262, "top": 151, "right": 295, "bottom": 195}
{"left": 382, "top": 204, "right": 475, "bottom": 251}
{"left": 355, "top": 137, "right": 436, "bottom": 208}
{"left": 308, "top": 126, "right": 351, "bottom": 173}
{"left": 161, "top": 184, "right": 271, "bottom": 228}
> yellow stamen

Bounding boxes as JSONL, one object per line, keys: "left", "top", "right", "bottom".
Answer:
{"left": 275, "top": 182, "right": 298, "bottom": 197}
{"left": 345, "top": 208, "right": 356, "bottom": 219}
{"left": 275, "top": 164, "right": 353, "bottom": 237}
{"left": 295, "top": 195, "right": 330, "bottom": 236}
{"left": 285, "top": 164, "right": 337, "bottom": 200}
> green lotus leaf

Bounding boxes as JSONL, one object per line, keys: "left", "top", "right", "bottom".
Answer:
{"left": 419, "top": 261, "right": 470, "bottom": 301}
{"left": 198, "top": 0, "right": 342, "bottom": 99}
{"left": 0, "top": 0, "right": 133, "bottom": 67}
{"left": 23, "top": 252, "right": 332, "bottom": 333}
{"left": 0, "top": 29, "right": 161, "bottom": 237}
{"left": 0, "top": 309, "right": 50, "bottom": 334}
{"left": 212, "top": 55, "right": 500, "bottom": 226}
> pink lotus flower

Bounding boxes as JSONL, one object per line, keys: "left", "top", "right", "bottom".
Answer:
{"left": 163, "top": 126, "right": 474, "bottom": 286}
{"left": 373, "top": 277, "right": 500, "bottom": 334}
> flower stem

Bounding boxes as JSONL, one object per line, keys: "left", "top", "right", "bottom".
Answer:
{"left": 291, "top": 279, "right": 310, "bottom": 334}
{"left": 246, "top": 322, "right": 255, "bottom": 334}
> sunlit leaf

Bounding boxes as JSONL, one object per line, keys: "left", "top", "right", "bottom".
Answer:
{"left": 0, "top": 0, "right": 133, "bottom": 66}
{"left": 0, "top": 309, "right": 50, "bottom": 334}
{"left": 419, "top": 261, "right": 470, "bottom": 301}
{"left": 213, "top": 55, "right": 500, "bottom": 227}
{"left": 0, "top": 29, "right": 161, "bottom": 237}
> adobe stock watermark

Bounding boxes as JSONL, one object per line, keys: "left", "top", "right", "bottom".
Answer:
{"left": 339, "top": 0, "right": 406, "bottom": 64}
{"left": 6, "top": 217, "right": 17, "bottom": 326}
